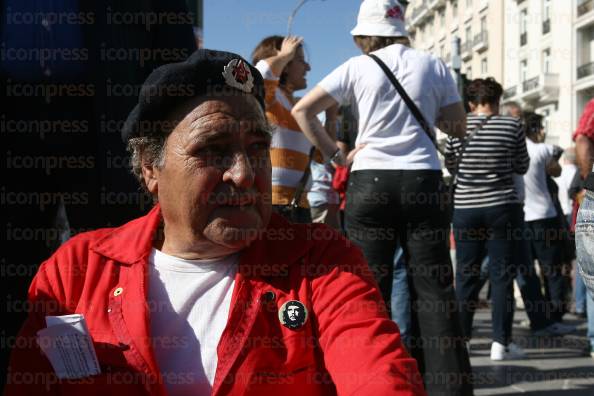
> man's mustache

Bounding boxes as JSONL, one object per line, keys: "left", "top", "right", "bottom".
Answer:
{"left": 207, "top": 189, "right": 259, "bottom": 206}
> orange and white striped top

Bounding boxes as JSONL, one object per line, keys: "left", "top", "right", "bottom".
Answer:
{"left": 255, "top": 60, "right": 314, "bottom": 207}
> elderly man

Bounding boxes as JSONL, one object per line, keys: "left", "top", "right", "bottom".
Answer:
{"left": 5, "top": 50, "right": 424, "bottom": 396}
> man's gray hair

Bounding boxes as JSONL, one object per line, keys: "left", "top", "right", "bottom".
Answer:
{"left": 127, "top": 135, "right": 167, "bottom": 193}
{"left": 501, "top": 101, "right": 523, "bottom": 117}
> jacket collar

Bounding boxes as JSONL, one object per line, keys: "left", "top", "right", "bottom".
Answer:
{"left": 91, "top": 204, "right": 312, "bottom": 274}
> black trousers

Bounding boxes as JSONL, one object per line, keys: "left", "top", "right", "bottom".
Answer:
{"left": 525, "top": 216, "right": 567, "bottom": 322}
{"left": 514, "top": 208, "right": 554, "bottom": 331}
{"left": 345, "top": 170, "right": 473, "bottom": 396}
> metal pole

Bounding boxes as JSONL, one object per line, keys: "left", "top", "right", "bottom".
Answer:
{"left": 287, "top": 0, "right": 309, "bottom": 36}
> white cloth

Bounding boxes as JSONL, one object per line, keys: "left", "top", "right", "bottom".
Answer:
{"left": 555, "top": 163, "right": 578, "bottom": 216}
{"left": 524, "top": 139, "right": 558, "bottom": 222}
{"left": 318, "top": 43, "right": 460, "bottom": 172}
{"left": 148, "top": 249, "right": 238, "bottom": 396}
{"left": 307, "top": 161, "right": 340, "bottom": 207}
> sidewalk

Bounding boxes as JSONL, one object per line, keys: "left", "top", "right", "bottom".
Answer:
{"left": 470, "top": 309, "right": 594, "bottom": 395}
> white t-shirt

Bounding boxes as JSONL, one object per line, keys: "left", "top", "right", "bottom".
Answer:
{"left": 524, "top": 139, "right": 558, "bottom": 222}
{"left": 318, "top": 43, "right": 461, "bottom": 171}
{"left": 555, "top": 163, "right": 578, "bottom": 216}
{"left": 148, "top": 249, "right": 238, "bottom": 395}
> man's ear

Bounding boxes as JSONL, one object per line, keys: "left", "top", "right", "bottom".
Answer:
{"left": 141, "top": 161, "right": 159, "bottom": 195}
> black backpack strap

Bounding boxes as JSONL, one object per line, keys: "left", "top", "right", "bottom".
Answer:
{"left": 367, "top": 53, "right": 439, "bottom": 151}
{"left": 451, "top": 115, "right": 493, "bottom": 178}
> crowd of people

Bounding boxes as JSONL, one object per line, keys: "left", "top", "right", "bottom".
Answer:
{"left": 5, "top": 0, "right": 594, "bottom": 395}
{"left": 256, "top": 0, "right": 594, "bottom": 391}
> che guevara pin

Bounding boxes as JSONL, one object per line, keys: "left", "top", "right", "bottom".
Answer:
{"left": 278, "top": 300, "right": 308, "bottom": 330}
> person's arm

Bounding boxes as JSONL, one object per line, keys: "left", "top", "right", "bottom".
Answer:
{"left": 292, "top": 86, "right": 345, "bottom": 165}
{"left": 545, "top": 145, "right": 563, "bottom": 178}
{"left": 324, "top": 104, "right": 339, "bottom": 141}
{"left": 575, "top": 134, "right": 594, "bottom": 179}
{"left": 546, "top": 159, "right": 562, "bottom": 178}
{"left": 436, "top": 102, "right": 467, "bottom": 138}
{"left": 309, "top": 230, "right": 426, "bottom": 395}
{"left": 262, "top": 36, "right": 303, "bottom": 78}
{"left": 433, "top": 58, "right": 466, "bottom": 139}
{"left": 443, "top": 136, "right": 458, "bottom": 174}
{"left": 337, "top": 141, "right": 350, "bottom": 158}
{"left": 513, "top": 121, "right": 530, "bottom": 175}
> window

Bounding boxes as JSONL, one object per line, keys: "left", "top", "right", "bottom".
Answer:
{"left": 452, "top": 1, "right": 458, "bottom": 18}
{"left": 481, "top": 58, "right": 488, "bottom": 74}
{"left": 543, "top": 0, "right": 551, "bottom": 21}
{"left": 440, "top": 45, "right": 445, "bottom": 58}
{"left": 543, "top": 49, "right": 551, "bottom": 73}
{"left": 466, "top": 66, "right": 472, "bottom": 79}
{"left": 465, "top": 25, "right": 472, "bottom": 42}
{"left": 439, "top": 9, "right": 445, "bottom": 28}
{"left": 480, "top": 16, "right": 487, "bottom": 33}
{"left": 466, "top": 0, "right": 473, "bottom": 8}
{"left": 520, "top": 59, "right": 528, "bottom": 82}
{"left": 520, "top": 9, "right": 528, "bottom": 34}
{"left": 520, "top": 9, "right": 528, "bottom": 46}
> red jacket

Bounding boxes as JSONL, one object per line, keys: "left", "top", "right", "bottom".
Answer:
{"left": 6, "top": 205, "right": 425, "bottom": 396}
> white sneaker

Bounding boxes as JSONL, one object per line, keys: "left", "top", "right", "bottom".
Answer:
{"left": 519, "top": 319, "right": 531, "bottom": 328}
{"left": 490, "top": 341, "right": 527, "bottom": 361}
{"left": 533, "top": 322, "right": 577, "bottom": 337}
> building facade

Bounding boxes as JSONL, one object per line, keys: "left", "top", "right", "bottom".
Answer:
{"left": 502, "top": 0, "right": 572, "bottom": 148}
{"left": 406, "top": 0, "right": 505, "bottom": 82}
{"left": 406, "top": 0, "right": 594, "bottom": 148}
{"left": 575, "top": 0, "right": 594, "bottom": 143}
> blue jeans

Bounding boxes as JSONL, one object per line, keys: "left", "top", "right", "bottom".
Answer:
{"left": 576, "top": 190, "right": 594, "bottom": 351}
{"left": 391, "top": 247, "right": 410, "bottom": 347}
{"left": 576, "top": 190, "right": 594, "bottom": 297}
{"left": 587, "top": 293, "right": 594, "bottom": 350}
{"left": 454, "top": 204, "right": 521, "bottom": 345}
{"left": 576, "top": 269, "right": 587, "bottom": 314}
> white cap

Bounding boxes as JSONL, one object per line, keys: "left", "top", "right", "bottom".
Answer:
{"left": 350, "top": 0, "right": 409, "bottom": 37}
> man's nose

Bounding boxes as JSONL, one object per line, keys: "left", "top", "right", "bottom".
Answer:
{"left": 305, "top": 62, "right": 311, "bottom": 71}
{"left": 223, "top": 152, "right": 255, "bottom": 189}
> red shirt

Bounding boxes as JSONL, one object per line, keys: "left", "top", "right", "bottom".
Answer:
{"left": 6, "top": 205, "right": 425, "bottom": 396}
{"left": 573, "top": 99, "right": 594, "bottom": 141}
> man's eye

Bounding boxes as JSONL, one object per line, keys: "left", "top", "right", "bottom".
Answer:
{"left": 198, "top": 145, "right": 228, "bottom": 156}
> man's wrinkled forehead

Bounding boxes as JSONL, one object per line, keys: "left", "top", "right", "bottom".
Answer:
{"left": 179, "top": 94, "right": 268, "bottom": 132}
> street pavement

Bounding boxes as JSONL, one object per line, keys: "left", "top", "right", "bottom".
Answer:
{"left": 470, "top": 309, "right": 594, "bottom": 395}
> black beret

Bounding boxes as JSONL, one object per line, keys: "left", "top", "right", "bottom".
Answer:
{"left": 121, "top": 49, "right": 265, "bottom": 142}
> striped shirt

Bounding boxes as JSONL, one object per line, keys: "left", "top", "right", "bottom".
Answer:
{"left": 445, "top": 114, "right": 529, "bottom": 209}
{"left": 256, "top": 60, "right": 315, "bottom": 207}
